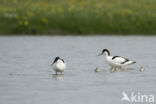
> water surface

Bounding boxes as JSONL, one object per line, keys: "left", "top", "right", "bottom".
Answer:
{"left": 0, "top": 36, "right": 156, "bottom": 104}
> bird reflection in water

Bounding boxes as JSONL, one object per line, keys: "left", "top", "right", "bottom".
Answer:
{"left": 110, "top": 67, "right": 135, "bottom": 73}
{"left": 52, "top": 74, "right": 64, "bottom": 79}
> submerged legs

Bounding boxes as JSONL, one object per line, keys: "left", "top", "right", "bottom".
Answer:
{"left": 55, "top": 71, "right": 63, "bottom": 75}
{"left": 110, "top": 67, "right": 122, "bottom": 72}
{"left": 110, "top": 67, "right": 116, "bottom": 72}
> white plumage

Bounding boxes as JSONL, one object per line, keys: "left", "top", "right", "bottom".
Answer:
{"left": 98, "top": 49, "right": 136, "bottom": 68}
{"left": 52, "top": 57, "right": 66, "bottom": 75}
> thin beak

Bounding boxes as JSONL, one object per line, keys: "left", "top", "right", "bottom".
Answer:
{"left": 97, "top": 53, "right": 103, "bottom": 56}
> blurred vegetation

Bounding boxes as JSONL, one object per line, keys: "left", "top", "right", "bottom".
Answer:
{"left": 0, "top": 0, "right": 156, "bottom": 35}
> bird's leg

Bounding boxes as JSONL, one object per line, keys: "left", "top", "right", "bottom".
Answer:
{"left": 114, "top": 67, "right": 118, "bottom": 71}
{"left": 56, "top": 72, "right": 57, "bottom": 75}
{"left": 115, "top": 67, "right": 117, "bottom": 70}
{"left": 111, "top": 67, "right": 114, "bottom": 70}
{"left": 116, "top": 67, "right": 120, "bottom": 70}
{"left": 61, "top": 72, "right": 62, "bottom": 74}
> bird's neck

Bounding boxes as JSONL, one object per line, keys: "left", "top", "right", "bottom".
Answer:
{"left": 57, "top": 60, "right": 64, "bottom": 64}
{"left": 104, "top": 52, "right": 110, "bottom": 57}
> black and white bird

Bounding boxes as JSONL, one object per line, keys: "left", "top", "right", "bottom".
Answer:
{"left": 98, "top": 49, "right": 136, "bottom": 69}
{"left": 52, "top": 57, "right": 66, "bottom": 75}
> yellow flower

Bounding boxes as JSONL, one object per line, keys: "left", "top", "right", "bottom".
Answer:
{"left": 24, "top": 20, "right": 29, "bottom": 26}
{"left": 57, "top": 8, "right": 62, "bottom": 13}
{"left": 68, "top": 7, "right": 73, "bottom": 13}
{"left": 151, "top": 13, "right": 156, "bottom": 18}
{"left": 15, "top": 15, "right": 19, "bottom": 19}
{"left": 124, "top": 9, "right": 132, "bottom": 15}
{"left": 107, "top": 4, "right": 113, "bottom": 9}
{"left": 97, "top": 3, "right": 103, "bottom": 8}
{"left": 41, "top": 18, "right": 48, "bottom": 24}
{"left": 27, "top": 12, "right": 33, "bottom": 17}
{"left": 71, "top": 0, "right": 75, "bottom": 4}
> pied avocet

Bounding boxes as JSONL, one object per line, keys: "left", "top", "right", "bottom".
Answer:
{"left": 98, "top": 49, "right": 136, "bottom": 69}
{"left": 52, "top": 57, "right": 66, "bottom": 75}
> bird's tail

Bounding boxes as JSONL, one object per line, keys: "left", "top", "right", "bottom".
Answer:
{"left": 132, "top": 61, "right": 136, "bottom": 64}
{"left": 127, "top": 61, "right": 136, "bottom": 65}
{"left": 130, "top": 61, "right": 136, "bottom": 65}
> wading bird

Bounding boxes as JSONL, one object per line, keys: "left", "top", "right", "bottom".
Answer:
{"left": 52, "top": 57, "right": 66, "bottom": 75}
{"left": 98, "top": 49, "right": 136, "bottom": 69}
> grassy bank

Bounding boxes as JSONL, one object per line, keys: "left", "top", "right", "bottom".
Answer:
{"left": 0, "top": 0, "right": 156, "bottom": 35}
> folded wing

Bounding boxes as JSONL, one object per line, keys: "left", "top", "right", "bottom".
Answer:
{"left": 112, "top": 56, "right": 129, "bottom": 64}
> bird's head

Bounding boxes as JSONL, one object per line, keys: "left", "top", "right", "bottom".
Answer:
{"left": 52, "top": 56, "right": 60, "bottom": 65}
{"left": 98, "top": 49, "right": 110, "bottom": 56}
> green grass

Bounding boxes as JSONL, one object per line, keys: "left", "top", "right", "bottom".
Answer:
{"left": 0, "top": 0, "right": 156, "bottom": 35}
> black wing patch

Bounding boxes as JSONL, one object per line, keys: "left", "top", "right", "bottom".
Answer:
{"left": 61, "top": 59, "right": 65, "bottom": 63}
{"left": 121, "top": 58, "right": 129, "bottom": 64}
{"left": 112, "top": 56, "right": 120, "bottom": 60}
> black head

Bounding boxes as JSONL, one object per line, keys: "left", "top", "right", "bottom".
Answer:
{"left": 98, "top": 49, "right": 110, "bottom": 56}
{"left": 52, "top": 56, "right": 60, "bottom": 64}
{"left": 102, "top": 49, "right": 110, "bottom": 55}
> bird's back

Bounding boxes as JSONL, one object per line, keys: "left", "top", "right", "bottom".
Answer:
{"left": 106, "top": 56, "right": 135, "bottom": 67}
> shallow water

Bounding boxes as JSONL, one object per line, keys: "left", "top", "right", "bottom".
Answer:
{"left": 0, "top": 36, "right": 156, "bottom": 104}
